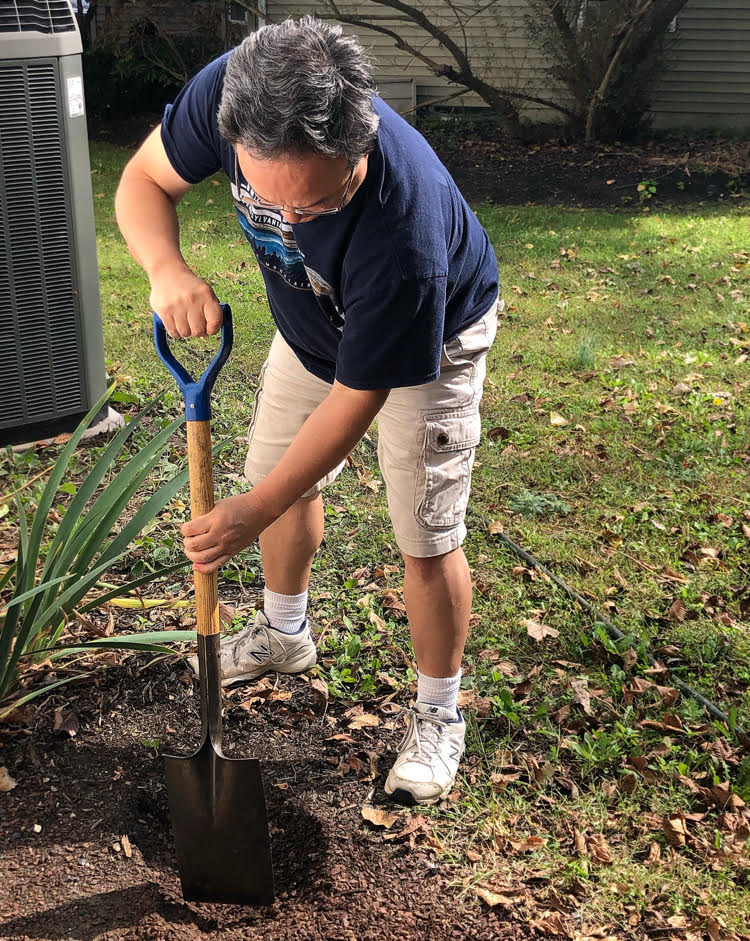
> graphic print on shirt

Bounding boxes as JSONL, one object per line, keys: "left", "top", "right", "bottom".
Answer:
{"left": 304, "top": 266, "right": 345, "bottom": 332}
{"left": 231, "top": 181, "right": 310, "bottom": 290}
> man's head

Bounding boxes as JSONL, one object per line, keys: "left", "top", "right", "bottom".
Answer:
{"left": 218, "top": 16, "right": 379, "bottom": 169}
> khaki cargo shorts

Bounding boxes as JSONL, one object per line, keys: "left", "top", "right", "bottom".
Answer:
{"left": 245, "top": 299, "right": 499, "bottom": 558}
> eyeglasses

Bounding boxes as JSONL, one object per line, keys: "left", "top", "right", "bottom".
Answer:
{"left": 233, "top": 150, "right": 355, "bottom": 218}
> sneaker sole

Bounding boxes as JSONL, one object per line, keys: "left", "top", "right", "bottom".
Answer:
{"left": 384, "top": 778, "right": 455, "bottom": 806}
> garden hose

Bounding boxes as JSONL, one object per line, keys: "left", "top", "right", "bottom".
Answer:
{"left": 470, "top": 509, "right": 748, "bottom": 747}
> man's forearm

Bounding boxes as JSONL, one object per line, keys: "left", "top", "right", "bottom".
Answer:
{"left": 115, "top": 173, "right": 187, "bottom": 278}
{"left": 246, "top": 381, "right": 390, "bottom": 526}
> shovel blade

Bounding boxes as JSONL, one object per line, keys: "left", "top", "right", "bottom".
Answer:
{"left": 165, "top": 740, "right": 274, "bottom": 905}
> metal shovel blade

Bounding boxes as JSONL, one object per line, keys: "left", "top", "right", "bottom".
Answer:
{"left": 165, "top": 635, "right": 274, "bottom": 905}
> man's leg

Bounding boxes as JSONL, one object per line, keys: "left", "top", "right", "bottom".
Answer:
{"left": 260, "top": 492, "right": 324, "bottom": 595}
{"left": 403, "top": 547, "right": 471, "bottom": 680}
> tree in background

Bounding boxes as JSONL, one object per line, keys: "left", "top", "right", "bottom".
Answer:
{"left": 319, "top": 0, "right": 689, "bottom": 142}
{"left": 527, "top": 0, "right": 689, "bottom": 142}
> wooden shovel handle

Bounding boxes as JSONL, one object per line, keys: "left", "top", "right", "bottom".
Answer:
{"left": 187, "top": 420, "right": 219, "bottom": 637}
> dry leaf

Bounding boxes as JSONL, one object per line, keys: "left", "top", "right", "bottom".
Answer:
{"left": 309, "top": 676, "right": 329, "bottom": 702}
{"left": 609, "top": 355, "right": 634, "bottom": 368}
{"left": 570, "top": 678, "right": 592, "bottom": 715}
{"left": 473, "top": 885, "right": 525, "bottom": 907}
{"left": 361, "top": 804, "right": 399, "bottom": 829}
{"left": 663, "top": 812, "right": 688, "bottom": 847}
{"left": 550, "top": 411, "right": 569, "bottom": 426}
{"left": 121, "top": 835, "right": 132, "bottom": 858}
{"left": 53, "top": 707, "right": 80, "bottom": 738}
{"left": 488, "top": 520, "right": 504, "bottom": 534}
{"left": 521, "top": 618, "right": 560, "bottom": 642}
{"left": 0, "top": 766, "right": 17, "bottom": 792}
{"left": 667, "top": 598, "right": 686, "bottom": 622}
{"left": 646, "top": 841, "right": 661, "bottom": 865}
{"left": 349, "top": 713, "right": 380, "bottom": 730}
{"left": 533, "top": 912, "right": 570, "bottom": 936}
{"left": 587, "top": 833, "right": 613, "bottom": 864}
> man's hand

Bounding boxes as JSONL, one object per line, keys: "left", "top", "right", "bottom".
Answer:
{"left": 181, "top": 493, "right": 270, "bottom": 574}
{"left": 150, "top": 263, "right": 223, "bottom": 338}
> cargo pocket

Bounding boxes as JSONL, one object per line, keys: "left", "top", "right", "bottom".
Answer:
{"left": 416, "top": 409, "right": 482, "bottom": 529}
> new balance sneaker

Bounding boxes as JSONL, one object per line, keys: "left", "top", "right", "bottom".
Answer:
{"left": 187, "top": 610, "right": 317, "bottom": 687}
{"left": 384, "top": 703, "right": 466, "bottom": 805}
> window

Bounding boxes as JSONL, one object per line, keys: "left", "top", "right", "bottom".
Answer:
{"left": 228, "top": 2, "right": 248, "bottom": 24}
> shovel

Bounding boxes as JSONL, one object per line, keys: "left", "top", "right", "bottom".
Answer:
{"left": 154, "top": 304, "right": 275, "bottom": 905}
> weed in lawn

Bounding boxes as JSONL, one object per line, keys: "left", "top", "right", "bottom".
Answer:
{"left": 571, "top": 332, "right": 597, "bottom": 370}
{"left": 507, "top": 489, "right": 572, "bottom": 517}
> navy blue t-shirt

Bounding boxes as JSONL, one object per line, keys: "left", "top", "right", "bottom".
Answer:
{"left": 161, "top": 52, "right": 499, "bottom": 390}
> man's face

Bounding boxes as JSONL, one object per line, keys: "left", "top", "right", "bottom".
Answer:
{"left": 235, "top": 147, "right": 359, "bottom": 224}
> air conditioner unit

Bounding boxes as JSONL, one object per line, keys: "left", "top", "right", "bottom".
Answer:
{"left": 0, "top": 0, "right": 106, "bottom": 447}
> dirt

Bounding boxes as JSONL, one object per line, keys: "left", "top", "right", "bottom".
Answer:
{"left": 0, "top": 657, "right": 529, "bottom": 941}
{"left": 89, "top": 111, "right": 749, "bottom": 209}
{"left": 436, "top": 134, "right": 750, "bottom": 207}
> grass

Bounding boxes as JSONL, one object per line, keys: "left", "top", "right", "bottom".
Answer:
{"left": 4, "top": 142, "right": 750, "bottom": 937}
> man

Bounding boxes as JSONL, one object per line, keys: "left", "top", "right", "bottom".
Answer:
{"left": 116, "top": 16, "right": 499, "bottom": 805}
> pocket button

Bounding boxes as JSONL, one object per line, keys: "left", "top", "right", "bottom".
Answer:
{"left": 437, "top": 432, "right": 449, "bottom": 447}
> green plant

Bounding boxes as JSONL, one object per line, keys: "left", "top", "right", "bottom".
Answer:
{"left": 572, "top": 334, "right": 597, "bottom": 370}
{"left": 507, "top": 490, "right": 572, "bottom": 517}
{"left": 0, "top": 387, "right": 203, "bottom": 717}
{"left": 637, "top": 180, "right": 658, "bottom": 201}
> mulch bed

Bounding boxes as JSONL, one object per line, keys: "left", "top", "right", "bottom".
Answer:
{"left": 437, "top": 136, "right": 749, "bottom": 207}
{"left": 0, "top": 657, "right": 528, "bottom": 941}
{"left": 89, "top": 111, "right": 749, "bottom": 209}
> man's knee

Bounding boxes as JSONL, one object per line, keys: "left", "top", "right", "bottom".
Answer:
{"left": 403, "top": 547, "right": 462, "bottom": 579}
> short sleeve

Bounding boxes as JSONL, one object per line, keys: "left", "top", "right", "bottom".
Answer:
{"left": 161, "top": 54, "right": 229, "bottom": 184}
{"left": 335, "top": 273, "right": 447, "bottom": 390}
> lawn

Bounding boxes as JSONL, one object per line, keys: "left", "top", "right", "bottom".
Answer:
{"left": 2, "top": 142, "right": 748, "bottom": 939}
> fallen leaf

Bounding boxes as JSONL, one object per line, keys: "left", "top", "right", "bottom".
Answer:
{"left": 668, "top": 598, "right": 687, "bottom": 622}
{"left": 646, "top": 841, "right": 661, "bottom": 865}
{"left": 550, "top": 411, "right": 569, "bottom": 426}
{"left": 361, "top": 804, "right": 399, "bottom": 829}
{"left": 570, "top": 677, "right": 592, "bottom": 715}
{"left": 521, "top": 618, "right": 560, "bottom": 642}
{"left": 53, "top": 708, "right": 80, "bottom": 738}
{"left": 587, "top": 833, "right": 613, "bottom": 864}
{"left": 609, "top": 355, "right": 634, "bottom": 368}
{"left": 457, "top": 688, "right": 493, "bottom": 717}
{"left": 532, "top": 911, "right": 570, "bottom": 936}
{"left": 473, "top": 885, "right": 525, "bottom": 907}
{"left": 663, "top": 812, "right": 688, "bottom": 847}
{"left": 309, "top": 676, "right": 329, "bottom": 702}
{"left": 0, "top": 766, "right": 17, "bottom": 792}
{"left": 349, "top": 713, "right": 380, "bottom": 730}
{"left": 121, "top": 835, "right": 132, "bottom": 858}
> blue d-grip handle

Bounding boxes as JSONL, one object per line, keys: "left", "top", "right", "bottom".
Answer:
{"left": 153, "top": 304, "right": 233, "bottom": 421}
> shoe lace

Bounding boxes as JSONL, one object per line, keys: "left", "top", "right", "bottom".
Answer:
{"left": 398, "top": 707, "right": 447, "bottom": 763}
{"left": 230, "top": 621, "right": 271, "bottom": 667}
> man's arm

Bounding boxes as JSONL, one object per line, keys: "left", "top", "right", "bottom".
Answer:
{"left": 182, "top": 381, "right": 390, "bottom": 573}
{"left": 115, "top": 126, "right": 222, "bottom": 337}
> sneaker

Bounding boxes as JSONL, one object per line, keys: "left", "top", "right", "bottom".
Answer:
{"left": 187, "top": 610, "right": 317, "bottom": 687}
{"left": 384, "top": 704, "right": 466, "bottom": 805}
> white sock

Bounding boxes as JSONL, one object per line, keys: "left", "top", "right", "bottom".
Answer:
{"left": 416, "top": 669, "right": 461, "bottom": 717}
{"left": 262, "top": 588, "right": 308, "bottom": 634}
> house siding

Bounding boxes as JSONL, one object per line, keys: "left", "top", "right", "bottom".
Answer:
{"left": 651, "top": 0, "right": 750, "bottom": 128}
{"left": 267, "top": 0, "right": 750, "bottom": 130}
{"left": 267, "top": 0, "right": 557, "bottom": 120}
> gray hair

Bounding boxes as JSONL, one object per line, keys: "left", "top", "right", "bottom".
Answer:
{"left": 218, "top": 16, "right": 380, "bottom": 168}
